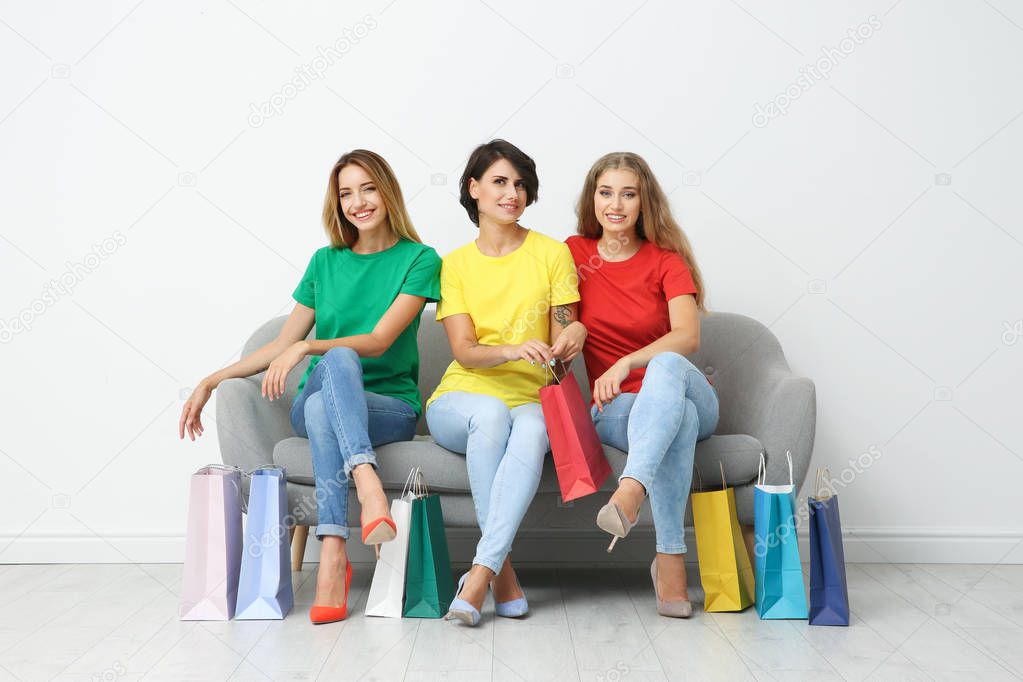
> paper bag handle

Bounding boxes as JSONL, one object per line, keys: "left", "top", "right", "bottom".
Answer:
{"left": 401, "top": 467, "right": 419, "bottom": 498}
{"left": 542, "top": 358, "right": 563, "bottom": 386}
{"left": 815, "top": 467, "right": 833, "bottom": 500}
{"left": 245, "top": 464, "right": 285, "bottom": 477}
{"left": 757, "top": 450, "right": 794, "bottom": 486}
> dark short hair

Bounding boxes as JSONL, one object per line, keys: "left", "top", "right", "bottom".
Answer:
{"left": 459, "top": 139, "right": 539, "bottom": 226}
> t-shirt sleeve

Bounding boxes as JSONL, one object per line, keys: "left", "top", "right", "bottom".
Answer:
{"left": 292, "top": 250, "right": 318, "bottom": 308}
{"left": 564, "top": 235, "right": 585, "bottom": 268}
{"left": 660, "top": 251, "right": 698, "bottom": 300}
{"left": 399, "top": 247, "right": 442, "bottom": 302}
{"left": 435, "top": 256, "right": 468, "bottom": 320}
{"left": 550, "top": 241, "right": 581, "bottom": 306}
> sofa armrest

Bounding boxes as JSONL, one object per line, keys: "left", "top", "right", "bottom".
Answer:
{"left": 214, "top": 376, "right": 293, "bottom": 472}
{"left": 735, "top": 365, "right": 817, "bottom": 493}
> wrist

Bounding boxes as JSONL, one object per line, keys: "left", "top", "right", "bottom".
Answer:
{"left": 294, "top": 340, "right": 311, "bottom": 355}
{"left": 202, "top": 374, "right": 220, "bottom": 391}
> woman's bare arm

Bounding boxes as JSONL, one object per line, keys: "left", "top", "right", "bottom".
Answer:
{"left": 179, "top": 303, "right": 315, "bottom": 440}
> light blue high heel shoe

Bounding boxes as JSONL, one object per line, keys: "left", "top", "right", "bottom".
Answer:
{"left": 492, "top": 573, "right": 528, "bottom": 618}
{"left": 445, "top": 572, "right": 481, "bottom": 626}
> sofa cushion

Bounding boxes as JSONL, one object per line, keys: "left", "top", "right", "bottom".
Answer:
{"left": 273, "top": 433, "right": 763, "bottom": 494}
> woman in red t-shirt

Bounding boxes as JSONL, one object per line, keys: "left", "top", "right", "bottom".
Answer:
{"left": 566, "top": 152, "right": 719, "bottom": 619}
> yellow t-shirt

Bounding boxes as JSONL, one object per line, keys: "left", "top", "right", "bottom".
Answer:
{"left": 427, "top": 229, "right": 581, "bottom": 409}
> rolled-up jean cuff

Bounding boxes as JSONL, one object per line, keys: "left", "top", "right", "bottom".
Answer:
{"left": 472, "top": 556, "right": 503, "bottom": 574}
{"left": 618, "top": 472, "right": 653, "bottom": 493}
{"left": 656, "top": 543, "right": 687, "bottom": 554}
{"left": 343, "top": 452, "right": 377, "bottom": 478}
{"left": 315, "top": 523, "right": 349, "bottom": 540}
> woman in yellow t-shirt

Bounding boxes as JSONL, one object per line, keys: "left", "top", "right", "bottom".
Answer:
{"left": 426, "top": 140, "right": 585, "bottom": 626}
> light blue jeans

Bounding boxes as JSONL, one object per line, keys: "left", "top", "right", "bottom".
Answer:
{"left": 290, "top": 347, "right": 417, "bottom": 540}
{"left": 591, "top": 351, "right": 719, "bottom": 554}
{"left": 426, "top": 392, "right": 549, "bottom": 574}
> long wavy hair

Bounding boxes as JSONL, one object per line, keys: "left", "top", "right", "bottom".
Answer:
{"left": 576, "top": 151, "right": 707, "bottom": 311}
{"left": 321, "top": 149, "right": 423, "bottom": 248}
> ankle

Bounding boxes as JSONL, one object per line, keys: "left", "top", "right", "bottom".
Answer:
{"left": 612, "top": 479, "right": 646, "bottom": 519}
{"left": 319, "top": 539, "right": 347, "bottom": 567}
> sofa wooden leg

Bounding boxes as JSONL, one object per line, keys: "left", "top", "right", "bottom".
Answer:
{"left": 291, "top": 525, "right": 309, "bottom": 572}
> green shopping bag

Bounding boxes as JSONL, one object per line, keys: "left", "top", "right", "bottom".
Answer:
{"left": 402, "top": 480, "right": 455, "bottom": 618}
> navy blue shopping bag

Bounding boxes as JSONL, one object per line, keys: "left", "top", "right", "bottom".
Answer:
{"left": 808, "top": 468, "right": 850, "bottom": 626}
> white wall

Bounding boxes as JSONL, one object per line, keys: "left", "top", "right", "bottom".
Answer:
{"left": 1, "top": 0, "right": 1020, "bottom": 564}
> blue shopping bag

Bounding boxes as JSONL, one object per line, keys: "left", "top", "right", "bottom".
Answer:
{"left": 808, "top": 468, "right": 850, "bottom": 626}
{"left": 235, "top": 466, "right": 294, "bottom": 620}
{"left": 754, "top": 451, "right": 808, "bottom": 619}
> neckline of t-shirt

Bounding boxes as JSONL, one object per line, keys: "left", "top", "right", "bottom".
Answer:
{"left": 587, "top": 236, "right": 653, "bottom": 268}
{"left": 344, "top": 237, "right": 406, "bottom": 259}
{"left": 472, "top": 228, "right": 533, "bottom": 260}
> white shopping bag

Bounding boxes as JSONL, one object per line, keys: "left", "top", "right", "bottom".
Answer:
{"left": 364, "top": 468, "right": 423, "bottom": 618}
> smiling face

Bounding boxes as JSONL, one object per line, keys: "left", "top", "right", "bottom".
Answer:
{"left": 469, "top": 157, "right": 528, "bottom": 226}
{"left": 594, "top": 168, "right": 641, "bottom": 237}
{"left": 338, "top": 163, "right": 388, "bottom": 233}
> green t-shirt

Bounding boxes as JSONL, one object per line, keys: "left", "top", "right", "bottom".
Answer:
{"left": 293, "top": 239, "right": 441, "bottom": 415}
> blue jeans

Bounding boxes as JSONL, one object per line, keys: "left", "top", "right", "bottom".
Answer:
{"left": 426, "top": 392, "right": 549, "bottom": 574}
{"left": 591, "top": 351, "right": 719, "bottom": 554}
{"left": 290, "top": 347, "right": 417, "bottom": 540}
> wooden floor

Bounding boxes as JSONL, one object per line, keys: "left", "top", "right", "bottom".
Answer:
{"left": 1, "top": 562, "right": 1022, "bottom": 681}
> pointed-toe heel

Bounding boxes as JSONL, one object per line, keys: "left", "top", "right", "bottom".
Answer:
{"left": 596, "top": 501, "right": 640, "bottom": 553}
{"left": 445, "top": 572, "right": 481, "bottom": 626}
{"left": 650, "top": 558, "right": 693, "bottom": 619}
{"left": 310, "top": 561, "right": 353, "bottom": 624}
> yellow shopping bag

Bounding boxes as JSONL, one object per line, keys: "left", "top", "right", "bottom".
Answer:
{"left": 692, "top": 462, "right": 755, "bottom": 612}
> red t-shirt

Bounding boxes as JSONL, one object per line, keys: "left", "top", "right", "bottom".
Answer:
{"left": 566, "top": 235, "right": 705, "bottom": 396}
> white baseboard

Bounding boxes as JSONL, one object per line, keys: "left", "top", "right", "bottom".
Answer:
{"left": 2, "top": 527, "right": 1022, "bottom": 565}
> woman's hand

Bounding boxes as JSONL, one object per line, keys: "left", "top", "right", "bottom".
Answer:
{"left": 550, "top": 321, "right": 587, "bottom": 362}
{"left": 592, "top": 358, "right": 632, "bottom": 412}
{"left": 501, "top": 339, "right": 555, "bottom": 367}
{"left": 179, "top": 380, "right": 213, "bottom": 441}
{"left": 262, "top": 341, "right": 309, "bottom": 401}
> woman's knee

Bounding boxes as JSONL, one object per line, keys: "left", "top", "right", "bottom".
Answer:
{"left": 321, "top": 347, "right": 361, "bottom": 374}
{"left": 648, "top": 351, "right": 696, "bottom": 376}
{"left": 467, "top": 395, "right": 513, "bottom": 438}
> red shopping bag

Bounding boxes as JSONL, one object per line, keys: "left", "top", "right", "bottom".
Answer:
{"left": 539, "top": 368, "right": 611, "bottom": 502}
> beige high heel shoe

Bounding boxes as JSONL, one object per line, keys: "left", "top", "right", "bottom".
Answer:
{"left": 596, "top": 501, "right": 641, "bottom": 553}
{"left": 650, "top": 558, "right": 693, "bottom": 618}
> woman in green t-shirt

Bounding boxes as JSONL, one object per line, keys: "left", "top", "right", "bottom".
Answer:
{"left": 179, "top": 149, "right": 441, "bottom": 625}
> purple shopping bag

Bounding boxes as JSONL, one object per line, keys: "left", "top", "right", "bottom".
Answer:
{"left": 179, "top": 464, "right": 243, "bottom": 620}
{"left": 235, "top": 466, "right": 294, "bottom": 619}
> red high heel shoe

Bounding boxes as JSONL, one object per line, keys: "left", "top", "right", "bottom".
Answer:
{"left": 361, "top": 515, "right": 397, "bottom": 559}
{"left": 309, "top": 560, "right": 353, "bottom": 624}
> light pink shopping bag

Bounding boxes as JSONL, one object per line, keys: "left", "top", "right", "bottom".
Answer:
{"left": 179, "top": 464, "right": 243, "bottom": 620}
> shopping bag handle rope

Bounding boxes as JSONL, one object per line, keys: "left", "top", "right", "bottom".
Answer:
{"left": 815, "top": 467, "right": 833, "bottom": 500}
{"left": 757, "top": 450, "right": 794, "bottom": 486}
{"left": 401, "top": 467, "right": 420, "bottom": 498}
{"left": 542, "top": 358, "right": 563, "bottom": 386}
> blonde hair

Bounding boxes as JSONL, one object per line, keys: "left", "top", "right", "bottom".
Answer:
{"left": 576, "top": 151, "right": 707, "bottom": 312}
{"left": 322, "top": 149, "right": 423, "bottom": 248}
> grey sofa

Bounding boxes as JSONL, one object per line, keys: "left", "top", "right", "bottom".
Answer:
{"left": 216, "top": 308, "right": 816, "bottom": 566}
